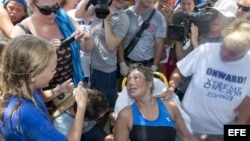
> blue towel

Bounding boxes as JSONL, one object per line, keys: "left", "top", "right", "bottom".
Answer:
{"left": 55, "top": 8, "right": 84, "bottom": 86}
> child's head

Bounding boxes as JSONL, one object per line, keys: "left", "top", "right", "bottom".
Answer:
{"left": 73, "top": 89, "right": 109, "bottom": 121}
{"left": 0, "top": 35, "right": 56, "bottom": 96}
{"left": 0, "top": 35, "right": 57, "bottom": 120}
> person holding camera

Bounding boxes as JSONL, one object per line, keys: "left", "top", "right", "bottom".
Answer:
{"left": 75, "top": 0, "right": 130, "bottom": 110}
{"left": 173, "top": 0, "right": 237, "bottom": 101}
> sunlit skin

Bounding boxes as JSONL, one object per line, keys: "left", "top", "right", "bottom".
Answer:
{"left": 235, "top": 0, "right": 250, "bottom": 19}
{"left": 31, "top": 0, "right": 58, "bottom": 25}
{"left": 5, "top": 1, "right": 26, "bottom": 24}
{"left": 180, "top": 0, "right": 195, "bottom": 12}
{"left": 219, "top": 43, "right": 247, "bottom": 62}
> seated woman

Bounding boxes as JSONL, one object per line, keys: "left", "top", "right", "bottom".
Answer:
{"left": 0, "top": 0, "right": 28, "bottom": 37}
{"left": 114, "top": 64, "right": 198, "bottom": 141}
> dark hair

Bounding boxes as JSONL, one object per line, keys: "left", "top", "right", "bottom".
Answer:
{"left": 73, "top": 89, "right": 109, "bottom": 120}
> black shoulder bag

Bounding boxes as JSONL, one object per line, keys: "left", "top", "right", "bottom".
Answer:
{"left": 124, "top": 9, "right": 156, "bottom": 56}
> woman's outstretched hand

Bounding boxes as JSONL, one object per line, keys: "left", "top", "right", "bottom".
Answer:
{"left": 153, "top": 89, "right": 174, "bottom": 100}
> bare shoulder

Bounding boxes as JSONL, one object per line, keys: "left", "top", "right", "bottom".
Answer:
{"left": 160, "top": 99, "right": 179, "bottom": 120}
{"left": 116, "top": 105, "right": 133, "bottom": 131}
{"left": 117, "top": 105, "right": 132, "bottom": 119}
{"left": 161, "top": 99, "right": 178, "bottom": 109}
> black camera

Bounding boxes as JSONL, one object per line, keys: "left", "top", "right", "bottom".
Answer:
{"left": 85, "top": 0, "right": 113, "bottom": 19}
{"left": 167, "top": 3, "right": 218, "bottom": 43}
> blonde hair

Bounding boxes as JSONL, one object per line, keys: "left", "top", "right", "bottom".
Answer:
{"left": 0, "top": 35, "right": 56, "bottom": 124}
{"left": 222, "top": 18, "right": 250, "bottom": 51}
{"left": 236, "top": 0, "right": 250, "bottom": 7}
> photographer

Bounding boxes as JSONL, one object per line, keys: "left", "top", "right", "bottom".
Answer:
{"left": 173, "top": 0, "right": 237, "bottom": 101}
{"left": 75, "top": 0, "right": 129, "bottom": 110}
{"left": 163, "top": 0, "right": 196, "bottom": 86}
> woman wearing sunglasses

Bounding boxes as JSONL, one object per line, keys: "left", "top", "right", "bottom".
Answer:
{"left": 236, "top": 0, "right": 250, "bottom": 20}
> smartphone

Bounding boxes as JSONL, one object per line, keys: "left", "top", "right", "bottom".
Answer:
{"left": 61, "top": 36, "right": 75, "bottom": 48}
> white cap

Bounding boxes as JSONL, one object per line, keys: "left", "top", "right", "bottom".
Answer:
{"left": 212, "top": 0, "right": 238, "bottom": 17}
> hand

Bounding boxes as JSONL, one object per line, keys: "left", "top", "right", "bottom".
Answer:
{"left": 153, "top": 88, "right": 173, "bottom": 100}
{"left": 60, "top": 78, "right": 74, "bottom": 93}
{"left": 151, "top": 65, "right": 158, "bottom": 72}
{"left": 72, "top": 30, "right": 91, "bottom": 41}
{"left": 158, "top": 4, "right": 172, "bottom": 24}
{"left": 73, "top": 82, "right": 88, "bottom": 109}
{"left": 104, "top": 8, "right": 112, "bottom": 22}
{"left": 104, "top": 134, "right": 114, "bottom": 141}
{"left": 119, "top": 62, "right": 129, "bottom": 76}
{"left": 190, "top": 23, "right": 199, "bottom": 48}
{"left": 50, "top": 39, "right": 61, "bottom": 50}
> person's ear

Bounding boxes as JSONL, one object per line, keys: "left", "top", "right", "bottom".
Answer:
{"left": 30, "top": 76, "right": 36, "bottom": 83}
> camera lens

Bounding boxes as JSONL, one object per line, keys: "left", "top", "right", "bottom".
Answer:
{"left": 95, "top": 7, "right": 110, "bottom": 19}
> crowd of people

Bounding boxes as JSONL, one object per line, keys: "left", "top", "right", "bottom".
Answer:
{"left": 0, "top": 0, "right": 250, "bottom": 141}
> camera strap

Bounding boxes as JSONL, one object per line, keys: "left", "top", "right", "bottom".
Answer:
{"left": 124, "top": 8, "right": 156, "bottom": 56}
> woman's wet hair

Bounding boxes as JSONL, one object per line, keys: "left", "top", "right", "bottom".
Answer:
{"left": 73, "top": 89, "right": 109, "bottom": 120}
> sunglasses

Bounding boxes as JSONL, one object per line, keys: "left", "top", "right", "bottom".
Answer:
{"left": 34, "top": 3, "right": 60, "bottom": 15}
{"left": 237, "top": 3, "right": 250, "bottom": 12}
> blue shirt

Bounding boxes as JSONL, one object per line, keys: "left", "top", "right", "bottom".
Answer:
{"left": 0, "top": 89, "right": 67, "bottom": 141}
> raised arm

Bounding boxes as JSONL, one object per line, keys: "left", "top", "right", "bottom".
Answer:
{"left": 67, "top": 82, "right": 88, "bottom": 141}
{"left": 154, "top": 67, "right": 183, "bottom": 99}
{"left": 75, "top": 0, "right": 89, "bottom": 18}
{"left": 69, "top": 16, "right": 95, "bottom": 52}
{"left": 0, "top": 9, "right": 14, "bottom": 38}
